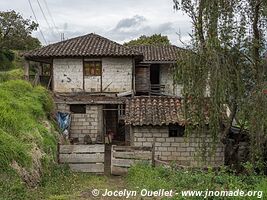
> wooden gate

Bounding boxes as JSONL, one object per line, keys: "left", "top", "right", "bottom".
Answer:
{"left": 111, "top": 146, "right": 153, "bottom": 175}
{"left": 58, "top": 144, "right": 105, "bottom": 173}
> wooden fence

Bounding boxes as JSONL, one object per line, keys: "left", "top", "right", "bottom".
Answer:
{"left": 58, "top": 144, "right": 105, "bottom": 173}
{"left": 111, "top": 145, "right": 153, "bottom": 175}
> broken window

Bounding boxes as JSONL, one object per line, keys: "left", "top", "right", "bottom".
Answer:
{"left": 84, "top": 61, "right": 102, "bottom": 76}
{"left": 70, "top": 104, "right": 86, "bottom": 114}
{"left": 168, "top": 124, "right": 185, "bottom": 137}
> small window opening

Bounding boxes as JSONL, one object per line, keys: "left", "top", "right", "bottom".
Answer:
{"left": 70, "top": 104, "right": 86, "bottom": 114}
{"left": 169, "top": 124, "right": 185, "bottom": 137}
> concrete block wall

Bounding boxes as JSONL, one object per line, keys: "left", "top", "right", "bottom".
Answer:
{"left": 131, "top": 125, "right": 225, "bottom": 167}
{"left": 55, "top": 103, "right": 103, "bottom": 143}
{"left": 102, "top": 57, "right": 132, "bottom": 92}
{"left": 56, "top": 103, "right": 70, "bottom": 113}
{"left": 53, "top": 59, "right": 83, "bottom": 92}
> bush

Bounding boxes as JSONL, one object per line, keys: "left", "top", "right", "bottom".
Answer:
{"left": 0, "top": 68, "right": 24, "bottom": 83}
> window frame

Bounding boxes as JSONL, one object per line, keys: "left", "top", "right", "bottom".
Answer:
{"left": 83, "top": 60, "right": 102, "bottom": 76}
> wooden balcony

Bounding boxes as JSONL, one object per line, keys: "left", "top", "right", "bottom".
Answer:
{"left": 150, "top": 84, "right": 165, "bottom": 95}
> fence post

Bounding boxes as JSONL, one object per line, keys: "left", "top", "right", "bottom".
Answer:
{"left": 110, "top": 145, "right": 114, "bottom": 175}
{"left": 152, "top": 137, "right": 155, "bottom": 167}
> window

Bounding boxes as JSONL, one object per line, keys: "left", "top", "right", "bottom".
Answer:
{"left": 84, "top": 61, "right": 101, "bottom": 76}
{"left": 168, "top": 124, "right": 185, "bottom": 137}
{"left": 70, "top": 104, "right": 86, "bottom": 114}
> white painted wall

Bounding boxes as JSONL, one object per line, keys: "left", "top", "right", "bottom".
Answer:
{"left": 53, "top": 57, "right": 133, "bottom": 93}
{"left": 53, "top": 59, "right": 83, "bottom": 92}
{"left": 84, "top": 76, "right": 101, "bottom": 92}
{"left": 102, "top": 57, "right": 133, "bottom": 92}
{"left": 160, "top": 64, "right": 183, "bottom": 96}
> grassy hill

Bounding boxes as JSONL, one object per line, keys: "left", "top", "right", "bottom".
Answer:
{"left": 0, "top": 79, "right": 58, "bottom": 199}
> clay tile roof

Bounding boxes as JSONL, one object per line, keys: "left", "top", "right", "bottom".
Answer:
{"left": 24, "top": 33, "right": 143, "bottom": 58}
{"left": 125, "top": 96, "right": 186, "bottom": 126}
{"left": 129, "top": 45, "right": 184, "bottom": 62}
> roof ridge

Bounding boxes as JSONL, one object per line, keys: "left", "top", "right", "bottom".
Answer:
{"left": 24, "top": 33, "right": 143, "bottom": 58}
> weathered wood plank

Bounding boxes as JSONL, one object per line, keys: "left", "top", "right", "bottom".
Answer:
{"left": 113, "top": 151, "right": 152, "bottom": 160}
{"left": 59, "top": 153, "right": 104, "bottom": 163}
{"left": 111, "top": 166, "right": 129, "bottom": 175}
{"left": 113, "top": 146, "right": 152, "bottom": 151}
{"left": 112, "top": 159, "right": 135, "bottom": 167}
{"left": 59, "top": 145, "right": 105, "bottom": 154}
{"left": 69, "top": 163, "right": 104, "bottom": 173}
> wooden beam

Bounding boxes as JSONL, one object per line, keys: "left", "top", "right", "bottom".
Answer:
{"left": 59, "top": 144, "right": 105, "bottom": 154}
{"left": 24, "top": 60, "right": 30, "bottom": 80}
{"left": 59, "top": 153, "right": 104, "bottom": 163}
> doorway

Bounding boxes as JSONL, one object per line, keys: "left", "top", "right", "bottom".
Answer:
{"left": 150, "top": 64, "right": 160, "bottom": 85}
{"left": 103, "top": 105, "right": 125, "bottom": 145}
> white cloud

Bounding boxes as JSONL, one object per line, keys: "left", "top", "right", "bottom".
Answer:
{"left": 0, "top": 0, "right": 192, "bottom": 46}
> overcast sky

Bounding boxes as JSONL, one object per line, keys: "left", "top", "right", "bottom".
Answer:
{"left": 0, "top": 0, "right": 192, "bottom": 46}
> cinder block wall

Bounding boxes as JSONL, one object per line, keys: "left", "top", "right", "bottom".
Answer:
{"left": 131, "top": 125, "right": 225, "bottom": 167}
{"left": 56, "top": 103, "right": 103, "bottom": 143}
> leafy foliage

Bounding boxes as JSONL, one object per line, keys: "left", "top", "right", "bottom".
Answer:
{"left": 0, "top": 10, "right": 41, "bottom": 51}
{"left": 124, "top": 34, "right": 171, "bottom": 46}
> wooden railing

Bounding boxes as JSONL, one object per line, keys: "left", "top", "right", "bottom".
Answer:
{"left": 150, "top": 84, "right": 165, "bottom": 95}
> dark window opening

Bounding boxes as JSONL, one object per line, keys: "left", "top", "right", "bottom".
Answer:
{"left": 150, "top": 64, "right": 160, "bottom": 85}
{"left": 70, "top": 104, "right": 86, "bottom": 114}
{"left": 169, "top": 124, "right": 185, "bottom": 137}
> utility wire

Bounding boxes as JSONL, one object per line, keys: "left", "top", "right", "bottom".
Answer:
{"left": 42, "top": 0, "right": 60, "bottom": 35}
{"left": 28, "top": 0, "right": 48, "bottom": 45}
{"left": 36, "top": 0, "right": 57, "bottom": 39}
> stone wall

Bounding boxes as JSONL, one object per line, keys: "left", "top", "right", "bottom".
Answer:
{"left": 160, "top": 64, "right": 183, "bottom": 97}
{"left": 102, "top": 57, "right": 133, "bottom": 92}
{"left": 53, "top": 59, "right": 83, "bottom": 93}
{"left": 55, "top": 103, "right": 103, "bottom": 143}
{"left": 131, "top": 125, "right": 225, "bottom": 167}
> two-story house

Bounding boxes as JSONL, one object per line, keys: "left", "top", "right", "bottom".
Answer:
{"left": 24, "top": 33, "right": 224, "bottom": 167}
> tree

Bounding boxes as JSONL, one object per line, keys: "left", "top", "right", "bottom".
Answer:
{"left": 173, "top": 0, "right": 267, "bottom": 170}
{"left": 124, "top": 34, "right": 171, "bottom": 46}
{"left": 0, "top": 10, "right": 41, "bottom": 70}
{"left": 0, "top": 10, "right": 41, "bottom": 50}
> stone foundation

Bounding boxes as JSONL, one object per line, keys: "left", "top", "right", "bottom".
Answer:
{"left": 131, "top": 125, "right": 225, "bottom": 167}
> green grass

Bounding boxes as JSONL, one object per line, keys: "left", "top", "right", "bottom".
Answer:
{"left": 0, "top": 69, "right": 24, "bottom": 82}
{"left": 0, "top": 79, "right": 58, "bottom": 200}
{"left": 127, "top": 163, "right": 267, "bottom": 200}
{"left": 0, "top": 80, "right": 55, "bottom": 169}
